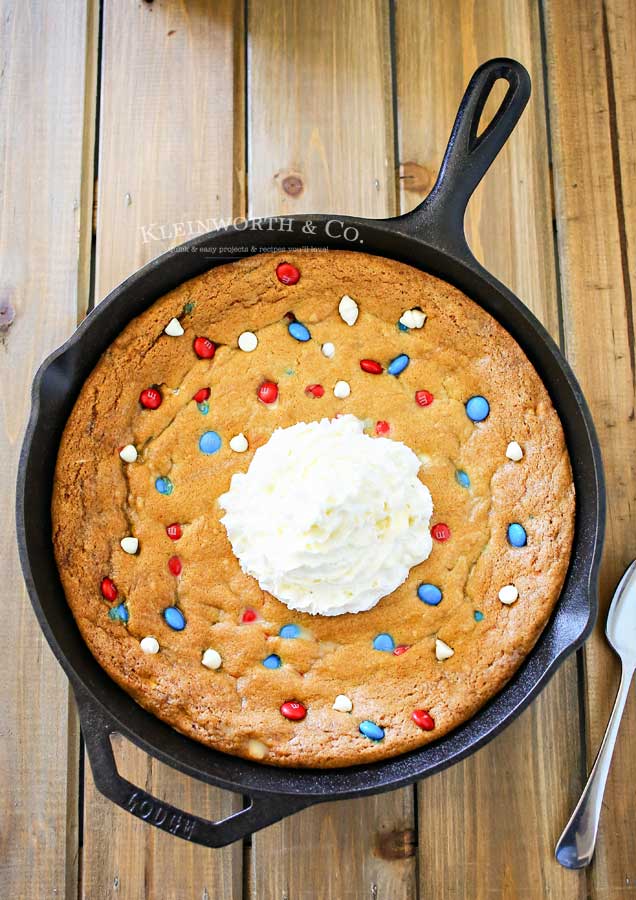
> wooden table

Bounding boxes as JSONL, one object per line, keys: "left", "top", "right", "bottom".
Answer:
{"left": 3, "top": 1, "right": 635, "bottom": 897}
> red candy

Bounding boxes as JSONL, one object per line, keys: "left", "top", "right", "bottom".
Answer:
{"left": 431, "top": 523, "right": 451, "bottom": 542}
{"left": 276, "top": 262, "right": 300, "bottom": 285}
{"left": 168, "top": 555, "right": 182, "bottom": 576}
{"left": 242, "top": 609, "right": 257, "bottom": 623}
{"left": 412, "top": 709, "right": 435, "bottom": 731}
{"left": 375, "top": 420, "right": 391, "bottom": 435}
{"left": 360, "top": 359, "right": 383, "bottom": 375}
{"left": 305, "top": 384, "right": 325, "bottom": 398}
{"left": 415, "top": 390, "right": 434, "bottom": 407}
{"left": 193, "top": 336, "right": 216, "bottom": 359}
{"left": 393, "top": 645, "right": 410, "bottom": 656}
{"left": 166, "top": 523, "right": 182, "bottom": 541}
{"left": 280, "top": 700, "right": 307, "bottom": 721}
{"left": 193, "top": 387, "right": 210, "bottom": 403}
{"left": 100, "top": 577, "right": 118, "bottom": 601}
{"left": 139, "top": 387, "right": 162, "bottom": 409}
{"left": 258, "top": 381, "right": 278, "bottom": 404}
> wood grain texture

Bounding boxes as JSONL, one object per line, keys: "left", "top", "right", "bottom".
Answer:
{"left": 544, "top": 1, "right": 636, "bottom": 896}
{"left": 81, "top": 2, "right": 245, "bottom": 898}
{"left": 0, "top": 0, "right": 97, "bottom": 896}
{"left": 247, "top": 0, "right": 394, "bottom": 219}
{"left": 395, "top": 2, "right": 585, "bottom": 897}
{"left": 247, "top": 3, "right": 417, "bottom": 898}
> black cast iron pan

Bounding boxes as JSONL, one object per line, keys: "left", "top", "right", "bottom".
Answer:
{"left": 16, "top": 58, "right": 605, "bottom": 847}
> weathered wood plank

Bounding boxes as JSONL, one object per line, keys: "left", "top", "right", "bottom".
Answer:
{"left": 395, "top": 2, "right": 585, "bottom": 896}
{"left": 247, "top": 0, "right": 394, "bottom": 220}
{"left": 0, "top": 0, "right": 97, "bottom": 897}
{"left": 81, "top": 2, "right": 245, "bottom": 898}
{"left": 247, "top": 2, "right": 417, "bottom": 898}
{"left": 544, "top": 1, "right": 636, "bottom": 896}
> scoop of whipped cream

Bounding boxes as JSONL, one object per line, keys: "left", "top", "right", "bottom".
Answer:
{"left": 218, "top": 415, "right": 433, "bottom": 616}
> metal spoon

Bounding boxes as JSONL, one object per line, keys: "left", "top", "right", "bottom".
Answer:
{"left": 556, "top": 559, "right": 636, "bottom": 869}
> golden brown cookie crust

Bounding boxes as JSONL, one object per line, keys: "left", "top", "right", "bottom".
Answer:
{"left": 52, "top": 250, "right": 575, "bottom": 767}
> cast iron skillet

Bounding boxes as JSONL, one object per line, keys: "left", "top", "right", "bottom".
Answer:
{"left": 17, "top": 58, "right": 605, "bottom": 847}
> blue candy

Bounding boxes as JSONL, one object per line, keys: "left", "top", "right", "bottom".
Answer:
{"left": 417, "top": 583, "right": 443, "bottom": 606}
{"left": 155, "top": 476, "right": 173, "bottom": 495}
{"left": 279, "top": 624, "right": 301, "bottom": 639}
{"left": 465, "top": 395, "right": 490, "bottom": 422}
{"left": 288, "top": 321, "right": 311, "bottom": 342}
{"left": 359, "top": 720, "right": 385, "bottom": 741}
{"left": 507, "top": 523, "right": 527, "bottom": 547}
{"left": 199, "top": 430, "right": 222, "bottom": 454}
{"left": 373, "top": 633, "right": 395, "bottom": 652}
{"left": 397, "top": 322, "right": 409, "bottom": 332}
{"left": 387, "top": 354, "right": 410, "bottom": 376}
{"left": 197, "top": 401, "right": 209, "bottom": 415}
{"left": 263, "top": 653, "right": 282, "bottom": 669}
{"left": 456, "top": 470, "right": 470, "bottom": 488}
{"left": 108, "top": 602, "right": 129, "bottom": 623}
{"left": 163, "top": 606, "right": 186, "bottom": 630}
{"left": 474, "top": 610, "right": 484, "bottom": 622}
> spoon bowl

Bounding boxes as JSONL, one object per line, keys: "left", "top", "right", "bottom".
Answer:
{"left": 556, "top": 560, "right": 636, "bottom": 869}
{"left": 606, "top": 559, "right": 636, "bottom": 661}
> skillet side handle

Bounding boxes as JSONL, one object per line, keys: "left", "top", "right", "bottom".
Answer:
{"left": 398, "top": 57, "right": 531, "bottom": 257}
{"left": 75, "top": 686, "right": 315, "bottom": 848}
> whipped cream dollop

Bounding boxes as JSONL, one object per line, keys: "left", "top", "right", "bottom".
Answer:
{"left": 218, "top": 415, "right": 433, "bottom": 616}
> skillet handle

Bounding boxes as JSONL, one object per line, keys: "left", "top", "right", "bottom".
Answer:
{"left": 74, "top": 686, "right": 315, "bottom": 847}
{"left": 397, "top": 57, "right": 531, "bottom": 258}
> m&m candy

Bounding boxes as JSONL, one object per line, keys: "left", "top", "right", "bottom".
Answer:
{"left": 507, "top": 523, "right": 527, "bottom": 547}
{"left": 466, "top": 395, "right": 490, "bottom": 422}
{"left": 163, "top": 606, "right": 186, "bottom": 630}
{"left": 373, "top": 633, "right": 395, "bottom": 652}
{"left": 431, "top": 523, "right": 451, "bottom": 542}
{"left": 412, "top": 709, "right": 435, "bottom": 731}
{"left": 168, "top": 555, "right": 182, "bottom": 576}
{"left": 193, "top": 387, "right": 210, "bottom": 403}
{"left": 360, "top": 359, "right": 383, "bottom": 374}
{"left": 415, "top": 390, "right": 434, "bottom": 407}
{"left": 258, "top": 381, "right": 278, "bottom": 404}
{"left": 276, "top": 262, "right": 300, "bottom": 285}
{"left": 100, "top": 577, "right": 118, "bottom": 601}
{"left": 288, "top": 321, "right": 311, "bottom": 342}
{"left": 417, "top": 583, "right": 442, "bottom": 606}
{"left": 280, "top": 700, "right": 306, "bottom": 720}
{"left": 193, "top": 336, "right": 216, "bottom": 359}
{"left": 140, "top": 387, "right": 162, "bottom": 409}
{"left": 359, "top": 720, "right": 385, "bottom": 741}
{"left": 387, "top": 354, "right": 410, "bottom": 376}
{"left": 263, "top": 654, "right": 282, "bottom": 669}
{"left": 199, "top": 431, "right": 222, "bottom": 454}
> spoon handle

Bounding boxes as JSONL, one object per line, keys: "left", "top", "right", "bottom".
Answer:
{"left": 556, "top": 663, "right": 635, "bottom": 868}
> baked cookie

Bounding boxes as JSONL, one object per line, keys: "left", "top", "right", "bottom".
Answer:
{"left": 52, "top": 250, "right": 574, "bottom": 767}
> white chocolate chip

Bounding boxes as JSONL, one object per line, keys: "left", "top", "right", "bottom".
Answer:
{"left": 247, "top": 739, "right": 267, "bottom": 760}
{"left": 119, "top": 444, "right": 138, "bottom": 463}
{"left": 140, "top": 636, "right": 159, "bottom": 654}
{"left": 332, "top": 694, "right": 353, "bottom": 713}
{"left": 238, "top": 331, "right": 258, "bottom": 352}
{"left": 202, "top": 648, "right": 222, "bottom": 670}
{"left": 435, "top": 638, "right": 455, "bottom": 661}
{"left": 321, "top": 342, "right": 335, "bottom": 358}
{"left": 399, "top": 308, "right": 427, "bottom": 329}
{"left": 338, "top": 295, "right": 359, "bottom": 326}
{"left": 506, "top": 441, "right": 524, "bottom": 462}
{"left": 229, "top": 433, "right": 249, "bottom": 453}
{"left": 499, "top": 584, "right": 519, "bottom": 605}
{"left": 164, "top": 317, "right": 184, "bottom": 337}
{"left": 333, "top": 380, "right": 351, "bottom": 399}
{"left": 120, "top": 536, "right": 139, "bottom": 555}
